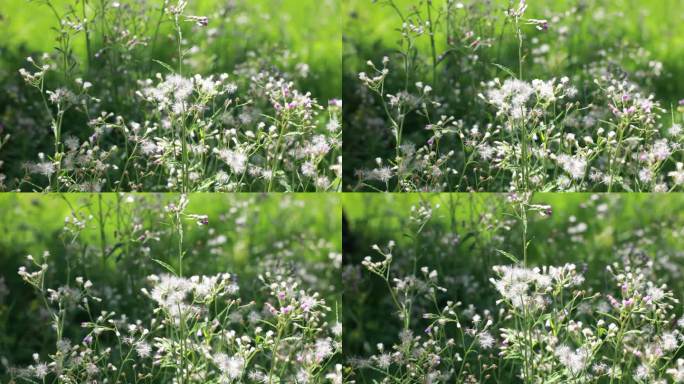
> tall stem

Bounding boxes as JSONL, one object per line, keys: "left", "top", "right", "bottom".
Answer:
{"left": 177, "top": 212, "right": 184, "bottom": 277}
{"left": 98, "top": 194, "right": 107, "bottom": 265}
{"left": 515, "top": 17, "right": 529, "bottom": 191}
{"left": 82, "top": 0, "right": 92, "bottom": 70}
{"left": 516, "top": 17, "right": 524, "bottom": 80}
{"left": 174, "top": 16, "right": 189, "bottom": 191}
{"left": 426, "top": 0, "right": 437, "bottom": 86}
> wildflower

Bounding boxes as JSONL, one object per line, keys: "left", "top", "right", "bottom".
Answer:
{"left": 135, "top": 342, "right": 152, "bottom": 358}
{"left": 532, "top": 79, "right": 556, "bottom": 102}
{"left": 326, "top": 118, "right": 340, "bottom": 132}
{"left": 301, "top": 161, "right": 317, "bottom": 177}
{"left": 478, "top": 331, "right": 495, "bottom": 349}
{"left": 300, "top": 295, "right": 318, "bottom": 312}
{"left": 485, "top": 78, "right": 534, "bottom": 119}
{"left": 669, "top": 163, "right": 684, "bottom": 185}
{"left": 557, "top": 154, "right": 587, "bottom": 180}
{"left": 367, "top": 167, "right": 393, "bottom": 183}
{"left": 217, "top": 149, "right": 248, "bottom": 174}
{"left": 188, "top": 214, "right": 209, "bottom": 225}
{"left": 85, "top": 363, "right": 99, "bottom": 376}
{"left": 325, "top": 364, "right": 343, "bottom": 384}
{"left": 661, "top": 331, "right": 679, "bottom": 351}
{"left": 639, "top": 168, "right": 653, "bottom": 183}
{"left": 248, "top": 371, "right": 266, "bottom": 382}
{"left": 508, "top": 0, "right": 527, "bottom": 18}
{"left": 647, "top": 286, "right": 666, "bottom": 302}
{"left": 635, "top": 364, "right": 650, "bottom": 381}
{"left": 214, "top": 354, "right": 244, "bottom": 379}
{"left": 668, "top": 359, "right": 684, "bottom": 382}
{"left": 315, "top": 176, "right": 330, "bottom": 189}
{"left": 47, "top": 88, "right": 76, "bottom": 105}
{"left": 186, "top": 15, "right": 209, "bottom": 27}
{"left": 376, "top": 352, "right": 392, "bottom": 368}
{"left": 314, "top": 338, "right": 333, "bottom": 362}
{"left": 33, "top": 363, "right": 49, "bottom": 379}
{"left": 29, "top": 161, "right": 56, "bottom": 177}
{"left": 528, "top": 18, "right": 549, "bottom": 31}
{"left": 652, "top": 139, "right": 671, "bottom": 161}
{"left": 555, "top": 345, "right": 590, "bottom": 375}
{"left": 332, "top": 322, "right": 342, "bottom": 337}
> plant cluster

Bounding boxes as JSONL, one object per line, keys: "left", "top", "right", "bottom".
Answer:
{"left": 343, "top": 193, "right": 684, "bottom": 383}
{"left": 0, "top": 194, "right": 342, "bottom": 383}
{"left": 345, "top": 0, "right": 684, "bottom": 191}
{"left": 0, "top": 0, "right": 341, "bottom": 192}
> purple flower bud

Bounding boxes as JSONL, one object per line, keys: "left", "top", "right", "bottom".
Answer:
{"left": 83, "top": 335, "right": 93, "bottom": 345}
{"left": 679, "top": 99, "right": 684, "bottom": 106}
{"left": 607, "top": 294, "right": 620, "bottom": 308}
{"left": 610, "top": 105, "right": 621, "bottom": 116}
{"left": 281, "top": 305, "right": 293, "bottom": 314}
{"left": 266, "top": 302, "right": 278, "bottom": 315}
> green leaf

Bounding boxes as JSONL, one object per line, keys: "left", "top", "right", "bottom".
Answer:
{"left": 490, "top": 62, "right": 518, "bottom": 79}
{"left": 152, "top": 60, "right": 176, "bottom": 74}
{"left": 152, "top": 258, "right": 177, "bottom": 275}
{"left": 496, "top": 249, "right": 519, "bottom": 264}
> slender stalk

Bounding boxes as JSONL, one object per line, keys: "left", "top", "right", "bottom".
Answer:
{"left": 173, "top": 14, "right": 189, "bottom": 192}
{"left": 426, "top": 0, "right": 437, "bottom": 86}
{"left": 82, "top": 0, "right": 92, "bottom": 70}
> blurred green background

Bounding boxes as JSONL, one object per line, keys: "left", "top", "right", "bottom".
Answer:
{"left": 344, "top": 0, "right": 684, "bottom": 101}
{"left": 0, "top": 0, "right": 342, "bottom": 100}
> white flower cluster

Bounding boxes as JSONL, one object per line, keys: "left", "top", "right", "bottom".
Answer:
{"left": 490, "top": 263, "right": 583, "bottom": 309}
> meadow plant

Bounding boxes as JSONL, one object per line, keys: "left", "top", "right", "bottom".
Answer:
{"left": 345, "top": 194, "right": 684, "bottom": 383}
{"left": 2, "top": 0, "right": 341, "bottom": 192}
{"left": 347, "top": 0, "right": 684, "bottom": 192}
{"left": 3, "top": 194, "right": 342, "bottom": 383}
